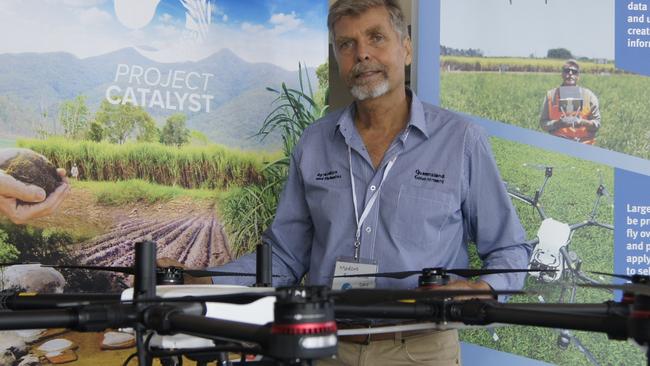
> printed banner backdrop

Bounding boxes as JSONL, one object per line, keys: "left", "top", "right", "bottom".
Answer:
{"left": 0, "top": 0, "right": 327, "bottom": 364}
{"left": 435, "top": 0, "right": 650, "bottom": 365}
{"left": 1, "top": 0, "right": 649, "bottom": 365}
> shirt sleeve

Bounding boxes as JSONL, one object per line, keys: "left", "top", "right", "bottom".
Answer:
{"left": 210, "top": 144, "right": 314, "bottom": 287}
{"left": 587, "top": 89, "right": 601, "bottom": 129}
{"left": 539, "top": 91, "right": 555, "bottom": 132}
{"left": 462, "top": 127, "right": 532, "bottom": 292}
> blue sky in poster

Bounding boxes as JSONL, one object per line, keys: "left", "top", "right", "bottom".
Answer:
{"left": 441, "top": 0, "right": 614, "bottom": 60}
{"left": 0, "top": 0, "right": 328, "bottom": 70}
{"left": 154, "top": 0, "right": 326, "bottom": 31}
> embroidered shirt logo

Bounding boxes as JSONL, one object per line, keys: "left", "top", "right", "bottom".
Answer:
{"left": 316, "top": 170, "right": 342, "bottom": 181}
{"left": 414, "top": 169, "right": 445, "bottom": 184}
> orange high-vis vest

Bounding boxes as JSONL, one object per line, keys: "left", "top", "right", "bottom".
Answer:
{"left": 547, "top": 88, "right": 595, "bottom": 144}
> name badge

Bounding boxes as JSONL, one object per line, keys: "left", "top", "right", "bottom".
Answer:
{"left": 331, "top": 257, "right": 378, "bottom": 290}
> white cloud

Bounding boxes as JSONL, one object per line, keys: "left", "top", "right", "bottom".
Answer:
{"left": 211, "top": 23, "right": 327, "bottom": 70}
{"left": 0, "top": 1, "right": 327, "bottom": 71}
{"left": 0, "top": 0, "right": 20, "bottom": 15}
{"left": 132, "top": 21, "right": 327, "bottom": 70}
{"left": 240, "top": 12, "right": 304, "bottom": 36}
{"left": 159, "top": 13, "right": 173, "bottom": 23}
{"left": 154, "top": 24, "right": 183, "bottom": 38}
{"left": 269, "top": 11, "right": 303, "bottom": 34}
{"left": 222, "top": 14, "right": 228, "bottom": 22}
{"left": 211, "top": 2, "right": 225, "bottom": 17}
{"left": 241, "top": 22, "right": 265, "bottom": 33}
{"left": 77, "top": 7, "right": 112, "bottom": 26}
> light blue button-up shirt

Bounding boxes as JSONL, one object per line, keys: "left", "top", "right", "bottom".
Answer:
{"left": 217, "top": 92, "right": 531, "bottom": 291}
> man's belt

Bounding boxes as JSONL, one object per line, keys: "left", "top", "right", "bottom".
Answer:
{"left": 337, "top": 323, "right": 438, "bottom": 345}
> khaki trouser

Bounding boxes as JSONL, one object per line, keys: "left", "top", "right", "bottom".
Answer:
{"left": 318, "top": 330, "right": 460, "bottom": 366}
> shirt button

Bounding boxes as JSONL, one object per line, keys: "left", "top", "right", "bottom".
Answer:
{"left": 365, "top": 227, "right": 372, "bottom": 233}
{"left": 370, "top": 185, "right": 376, "bottom": 191}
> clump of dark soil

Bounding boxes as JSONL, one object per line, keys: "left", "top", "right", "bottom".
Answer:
{"left": 0, "top": 151, "right": 62, "bottom": 201}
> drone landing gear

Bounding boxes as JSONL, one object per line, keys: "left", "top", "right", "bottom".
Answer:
{"left": 160, "top": 355, "right": 183, "bottom": 366}
{"left": 185, "top": 351, "right": 229, "bottom": 366}
{"left": 538, "top": 293, "right": 602, "bottom": 366}
{"left": 487, "top": 327, "right": 499, "bottom": 342}
{"left": 557, "top": 329, "right": 601, "bottom": 366}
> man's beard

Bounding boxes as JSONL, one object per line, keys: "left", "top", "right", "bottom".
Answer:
{"left": 347, "top": 62, "right": 390, "bottom": 101}
{"left": 350, "top": 80, "right": 390, "bottom": 101}
{"left": 562, "top": 77, "right": 577, "bottom": 86}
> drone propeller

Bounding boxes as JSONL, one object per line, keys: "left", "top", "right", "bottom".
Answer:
{"left": 587, "top": 271, "right": 639, "bottom": 282}
{"left": 0, "top": 262, "right": 40, "bottom": 266}
{"left": 580, "top": 283, "right": 650, "bottom": 297}
{"left": 584, "top": 272, "right": 650, "bottom": 297}
{"left": 44, "top": 264, "right": 263, "bottom": 277}
{"left": 522, "top": 162, "right": 550, "bottom": 171}
{"left": 334, "top": 267, "right": 551, "bottom": 280}
{"left": 521, "top": 164, "right": 580, "bottom": 179}
{"left": 331, "top": 288, "right": 523, "bottom": 306}
{"left": 136, "top": 287, "right": 525, "bottom": 307}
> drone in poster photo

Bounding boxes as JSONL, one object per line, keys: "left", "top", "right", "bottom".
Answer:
{"left": 504, "top": 164, "right": 616, "bottom": 365}
{"left": 0, "top": 241, "right": 648, "bottom": 366}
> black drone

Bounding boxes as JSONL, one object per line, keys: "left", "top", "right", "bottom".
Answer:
{"left": 0, "top": 241, "right": 649, "bottom": 366}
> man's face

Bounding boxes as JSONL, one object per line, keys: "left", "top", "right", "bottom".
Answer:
{"left": 332, "top": 6, "right": 412, "bottom": 101}
{"left": 562, "top": 65, "right": 579, "bottom": 86}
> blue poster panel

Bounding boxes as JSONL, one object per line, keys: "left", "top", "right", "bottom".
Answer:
{"left": 434, "top": 0, "right": 649, "bottom": 364}
{"left": 616, "top": 0, "right": 650, "bottom": 76}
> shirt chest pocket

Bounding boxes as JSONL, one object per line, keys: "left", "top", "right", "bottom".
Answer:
{"left": 393, "top": 185, "right": 453, "bottom": 247}
{"left": 305, "top": 179, "right": 350, "bottom": 227}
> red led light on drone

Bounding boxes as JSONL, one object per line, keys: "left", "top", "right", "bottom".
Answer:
{"left": 271, "top": 321, "right": 337, "bottom": 335}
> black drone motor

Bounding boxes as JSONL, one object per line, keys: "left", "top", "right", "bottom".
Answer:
{"left": 156, "top": 267, "right": 185, "bottom": 285}
{"left": 418, "top": 268, "right": 451, "bottom": 288}
{"left": 622, "top": 275, "right": 650, "bottom": 304}
{"left": 628, "top": 276, "right": 650, "bottom": 348}
{"left": 267, "top": 286, "right": 338, "bottom": 362}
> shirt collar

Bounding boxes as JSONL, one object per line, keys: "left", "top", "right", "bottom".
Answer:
{"left": 334, "top": 103, "right": 356, "bottom": 142}
{"left": 334, "top": 89, "right": 430, "bottom": 141}
{"left": 407, "top": 91, "right": 429, "bottom": 139}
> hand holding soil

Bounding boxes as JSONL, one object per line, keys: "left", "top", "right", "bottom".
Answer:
{"left": 0, "top": 148, "right": 70, "bottom": 224}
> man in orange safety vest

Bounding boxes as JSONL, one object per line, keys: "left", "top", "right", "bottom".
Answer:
{"left": 539, "top": 59, "right": 601, "bottom": 144}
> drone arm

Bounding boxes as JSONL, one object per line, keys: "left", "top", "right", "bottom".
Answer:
{"left": 568, "top": 219, "right": 612, "bottom": 233}
{"left": 142, "top": 302, "right": 206, "bottom": 334}
{"left": 557, "top": 246, "right": 604, "bottom": 288}
{"left": 495, "top": 301, "right": 629, "bottom": 318}
{"left": 448, "top": 300, "right": 628, "bottom": 339}
{"left": 335, "top": 302, "right": 439, "bottom": 320}
{"left": 591, "top": 221, "right": 614, "bottom": 231}
{"left": 140, "top": 301, "right": 272, "bottom": 346}
{"left": 0, "top": 292, "right": 121, "bottom": 310}
{"left": 0, "top": 309, "right": 78, "bottom": 330}
{"left": 507, "top": 187, "right": 546, "bottom": 219}
{"left": 536, "top": 173, "right": 552, "bottom": 207}
{"left": 507, "top": 189, "right": 535, "bottom": 206}
{"left": 526, "top": 237, "right": 540, "bottom": 246}
{"left": 159, "top": 312, "right": 271, "bottom": 346}
{"left": 569, "top": 221, "right": 592, "bottom": 231}
{"left": 0, "top": 304, "right": 136, "bottom": 332}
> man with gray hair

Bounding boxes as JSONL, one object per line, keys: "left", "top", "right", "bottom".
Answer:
{"left": 165, "top": 0, "right": 530, "bottom": 364}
